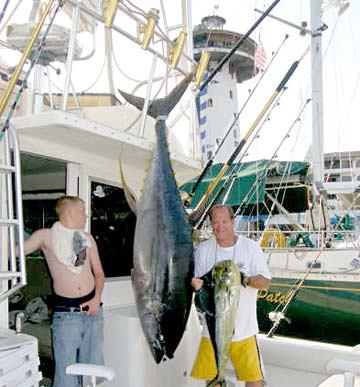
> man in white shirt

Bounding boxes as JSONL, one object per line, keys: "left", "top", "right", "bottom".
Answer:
{"left": 191, "top": 204, "right": 271, "bottom": 387}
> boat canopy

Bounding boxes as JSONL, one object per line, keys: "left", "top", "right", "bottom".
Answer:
{"left": 181, "top": 160, "right": 309, "bottom": 208}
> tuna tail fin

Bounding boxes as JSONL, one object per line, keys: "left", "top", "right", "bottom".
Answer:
{"left": 118, "top": 160, "right": 137, "bottom": 214}
{"left": 117, "top": 89, "right": 145, "bottom": 112}
{"left": 148, "top": 71, "right": 193, "bottom": 117}
{"left": 118, "top": 71, "right": 194, "bottom": 119}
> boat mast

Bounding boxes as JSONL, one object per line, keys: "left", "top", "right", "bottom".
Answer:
{"left": 310, "top": 0, "right": 324, "bottom": 187}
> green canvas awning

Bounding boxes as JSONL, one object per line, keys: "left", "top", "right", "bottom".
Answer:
{"left": 180, "top": 160, "right": 309, "bottom": 209}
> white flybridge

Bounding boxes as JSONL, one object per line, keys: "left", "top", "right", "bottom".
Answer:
{"left": 0, "top": 0, "right": 360, "bottom": 386}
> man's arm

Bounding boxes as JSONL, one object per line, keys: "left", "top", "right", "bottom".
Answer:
{"left": 16, "top": 229, "right": 46, "bottom": 256}
{"left": 81, "top": 235, "right": 105, "bottom": 316}
{"left": 242, "top": 274, "right": 270, "bottom": 290}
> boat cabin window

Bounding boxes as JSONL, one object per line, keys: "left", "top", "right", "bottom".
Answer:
{"left": 90, "top": 181, "right": 135, "bottom": 277}
{"left": 21, "top": 153, "right": 66, "bottom": 257}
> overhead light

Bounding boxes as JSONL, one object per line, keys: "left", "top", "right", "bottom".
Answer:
{"left": 103, "top": 0, "right": 119, "bottom": 28}
{"left": 194, "top": 52, "right": 210, "bottom": 87}
{"left": 140, "top": 8, "right": 159, "bottom": 49}
{"left": 169, "top": 31, "right": 187, "bottom": 68}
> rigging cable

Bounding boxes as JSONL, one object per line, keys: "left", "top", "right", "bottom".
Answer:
{"left": 183, "top": 34, "right": 289, "bottom": 208}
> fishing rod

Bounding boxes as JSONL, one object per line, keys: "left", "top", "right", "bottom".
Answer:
{"left": 233, "top": 98, "right": 312, "bottom": 218}
{"left": 0, "top": 0, "right": 10, "bottom": 25}
{"left": 199, "top": 0, "right": 282, "bottom": 92}
{"left": 193, "top": 87, "right": 288, "bottom": 229}
{"left": 184, "top": 34, "right": 289, "bottom": 209}
{"left": 191, "top": 48, "right": 310, "bottom": 220}
{"left": 0, "top": 0, "right": 64, "bottom": 138}
{"left": 196, "top": 96, "right": 310, "bottom": 229}
{"left": 267, "top": 245, "right": 325, "bottom": 338}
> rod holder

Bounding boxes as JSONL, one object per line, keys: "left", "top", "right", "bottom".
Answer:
{"left": 140, "top": 8, "right": 159, "bottom": 49}
{"left": 169, "top": 31, "right": 187, "bottom": 68}
{"left": 103, "top": 0, "right": 119, "bottom": 28}
{"left": 194, "top": 52, "right": 210, "bottom": 87}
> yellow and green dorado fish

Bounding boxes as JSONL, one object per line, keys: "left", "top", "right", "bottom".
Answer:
{"left": 195, "top": 260, "right": 240, "bottom": 387}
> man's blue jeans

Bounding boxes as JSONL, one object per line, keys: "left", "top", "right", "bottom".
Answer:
{"left": 51, "top": 307, "right": 104, "bottom": 387}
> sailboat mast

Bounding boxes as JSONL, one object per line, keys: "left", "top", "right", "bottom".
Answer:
{"left": 310, "top": 0, "right": 324, "bottom": 186}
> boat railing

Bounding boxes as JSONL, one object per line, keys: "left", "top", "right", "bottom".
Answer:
{"left": 196, "top": 227, "right": 360, "bottom": 250}
{"left": 238, "top": 229, "right": 360, "bottom": 250}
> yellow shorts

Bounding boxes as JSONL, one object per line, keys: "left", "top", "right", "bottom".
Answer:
{"left": 191, "top": 336, "right": 265, "bottom": 382}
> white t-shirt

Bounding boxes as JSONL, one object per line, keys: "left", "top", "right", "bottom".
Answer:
{"left": 194, "top": 236, "right": 271, "bottom": 341}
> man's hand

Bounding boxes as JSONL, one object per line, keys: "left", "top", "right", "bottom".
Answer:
{"left": 191, "top": 277, "right": 204, "bottom": 292}
{"left": 240, "top": 272, "right": 251, "bottom": 288}
{"left": 81, "top": 297, "right": 101, "bottom": 316}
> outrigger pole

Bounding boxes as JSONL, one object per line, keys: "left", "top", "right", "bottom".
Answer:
{"left": 184, "top": 34, "right": 289, "bottom": 209}
{"left": 190, "top": 48, "right": 310, "bottom": 220}
{"left": 198, "top": 0, "right": 282, "bottom": 92}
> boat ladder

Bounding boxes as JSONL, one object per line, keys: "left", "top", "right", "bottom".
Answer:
{"left": 0, "top": 123, "right": 26, "bottom": 303}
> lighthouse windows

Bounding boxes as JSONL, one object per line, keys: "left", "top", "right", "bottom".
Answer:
{"left": 229, "top": 90, "right": 233, "bottom": 99}
{"left": 207, "top": 98, "right": 213, "bottom": 107}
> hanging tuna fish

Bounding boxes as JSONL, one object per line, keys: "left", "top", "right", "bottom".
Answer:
{"left": 118, "top": 72, "right": 194, "bottom": 363}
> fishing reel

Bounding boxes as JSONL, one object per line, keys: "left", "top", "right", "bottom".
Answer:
{"left": 268, "top": 311, "right": 291, "bottom": 325}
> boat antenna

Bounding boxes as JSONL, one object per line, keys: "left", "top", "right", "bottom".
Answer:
{"left": 189, "top": 47, "right": 310, "bottom": 222}
{"left": 183, "top": 34, "right": 289, "bottom": 209}
{"left": 198, "top": 0, "right": 282, "bottom": 92}
{"left": 0, "top": 0, "right": 64, "bottom": 138}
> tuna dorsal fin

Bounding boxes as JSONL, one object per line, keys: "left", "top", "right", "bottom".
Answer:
{"left": 118, "top": 71, "right": 193, "bottom": 119}
{"left": 118, "top": 160, "right": 137, "bottom": 215}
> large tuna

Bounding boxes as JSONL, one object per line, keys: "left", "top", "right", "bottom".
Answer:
{"left": 195, "top": 260, "right": 240, "bottom": 387}
{"left": 118, "top": 73, "right": 194, "bottom": 364}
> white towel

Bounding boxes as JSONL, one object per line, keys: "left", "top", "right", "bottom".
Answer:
{"left": 51, "top": 221, "right": 92, "bottom": 274}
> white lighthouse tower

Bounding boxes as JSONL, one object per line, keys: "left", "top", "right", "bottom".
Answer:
{"left": 193, "top": 15, "right": 260, "bottom": 163}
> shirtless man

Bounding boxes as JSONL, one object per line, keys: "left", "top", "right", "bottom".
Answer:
{"left": 21, "top": 195, "right": 105, "bottom": 387}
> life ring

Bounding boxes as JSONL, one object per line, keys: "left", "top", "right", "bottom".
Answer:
{"left": 260, "top": 228, "right": 286, "bottom": 248}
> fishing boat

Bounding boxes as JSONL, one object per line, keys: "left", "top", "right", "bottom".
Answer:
{"left": 1, "top": 1, "right": 360, "bottom": 386}
{"left": 180, "top": 0, "right": 360, "bottom": 349}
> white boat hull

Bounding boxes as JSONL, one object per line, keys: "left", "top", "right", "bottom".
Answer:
{"left": 101, "top": 279, "right": 360, "bottom": 387}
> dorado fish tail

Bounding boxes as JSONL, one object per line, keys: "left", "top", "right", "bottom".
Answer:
{"left": 207, "top": 378, "right": 226, "bottom": 387}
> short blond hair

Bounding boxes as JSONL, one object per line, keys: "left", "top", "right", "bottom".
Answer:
{"left": 209, "top": 204, "right": 234, "bottom": 221}
{"left": 55, "top": 195, "right": 83, "bottom": 218}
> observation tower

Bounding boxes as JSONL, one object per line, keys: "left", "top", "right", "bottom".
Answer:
{"left": 193, "top": 15, "right": 262, "bottom": 163}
